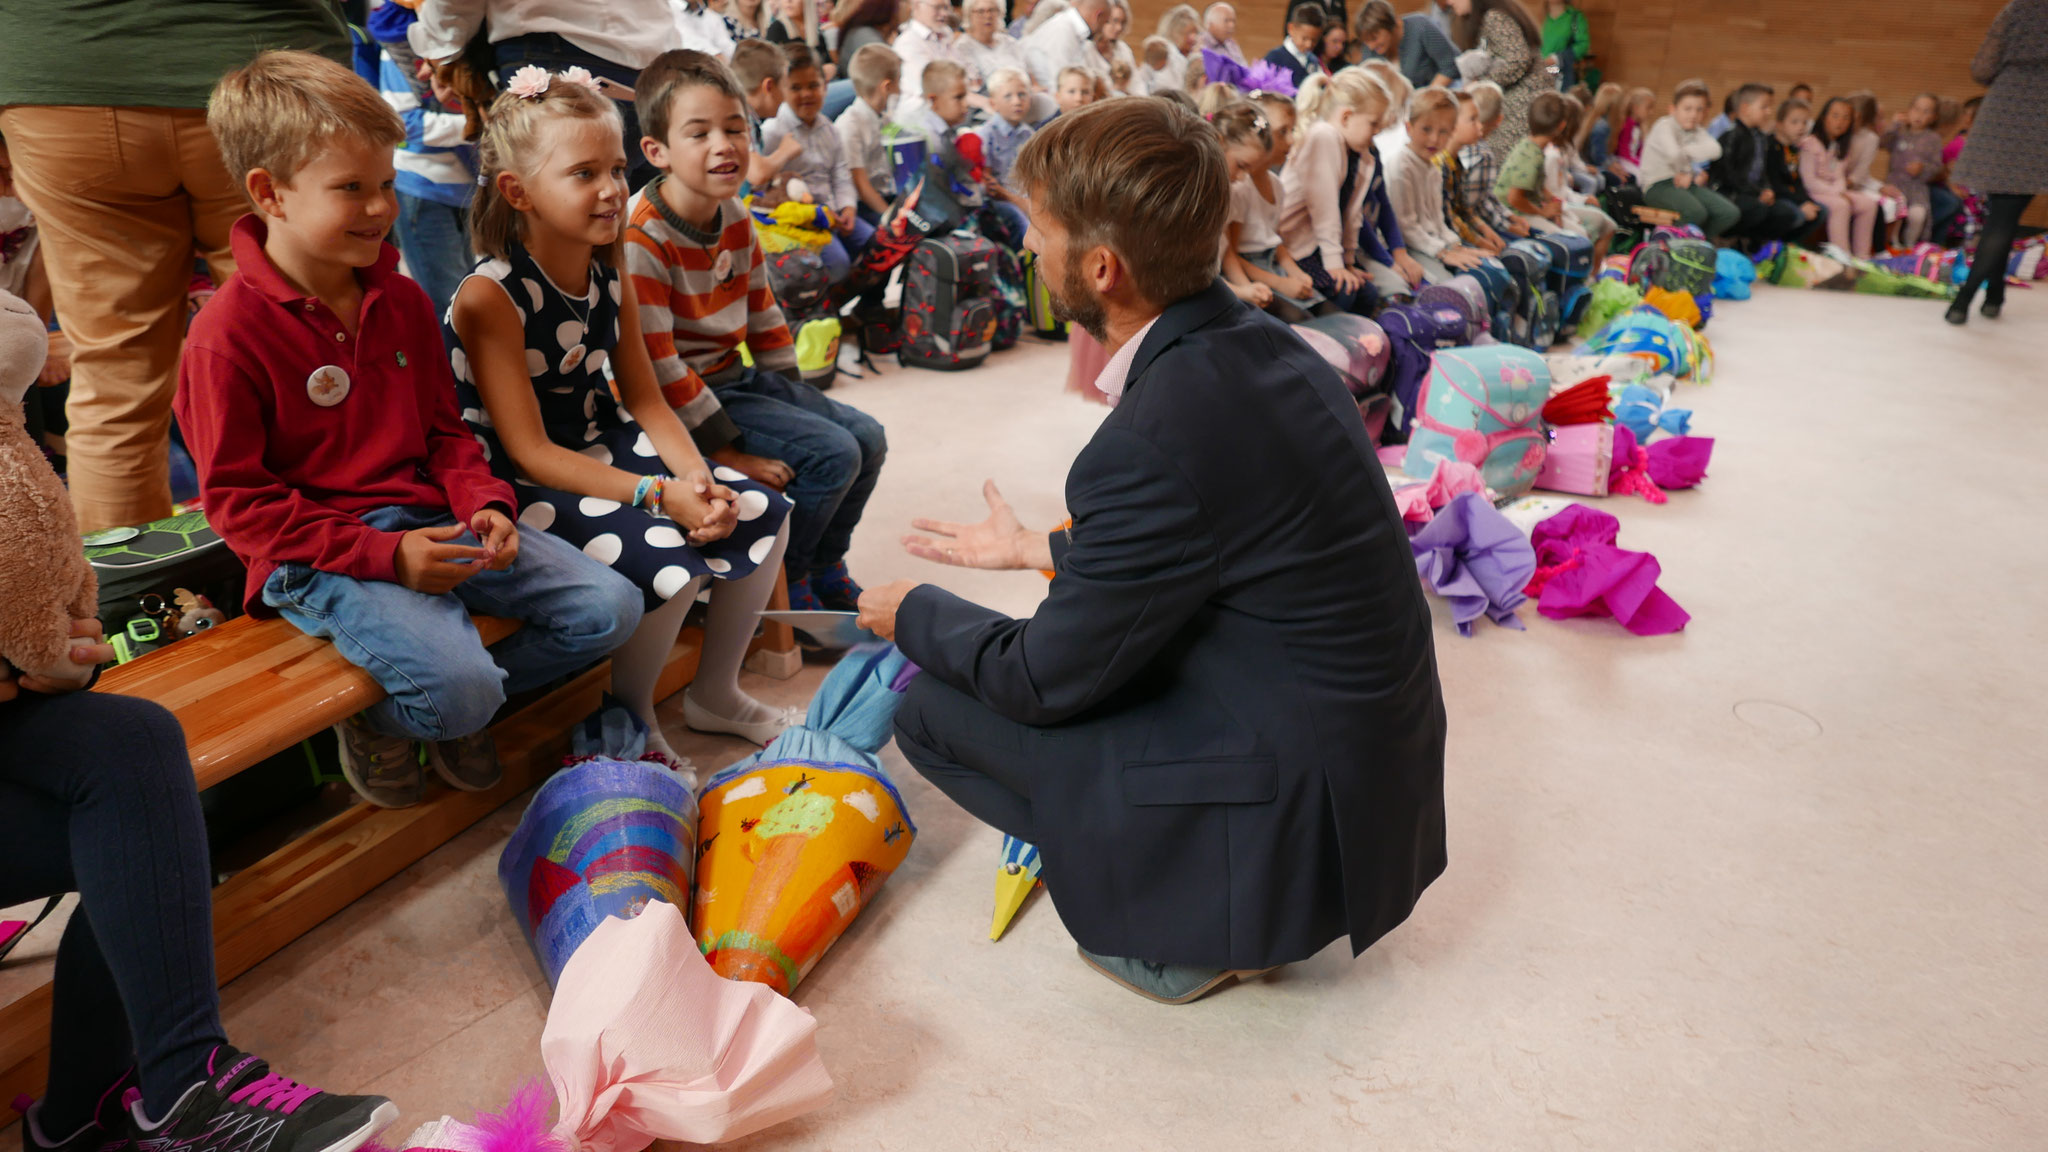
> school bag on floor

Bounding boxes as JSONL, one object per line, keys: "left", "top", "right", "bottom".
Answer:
{"left": 897, "top": 233, "right": 999, "bottom": 371}
{"left": 1628, "top": 230, "right": 1717, "bottom": 296}
{"left": 1495, "top": 245, "right": 1542, "bottom": 347}
{"left": 1504, "top": 240, "right": 1560, "bottom": 348}
{"left": 1377, "top": 302, "right": 1469, "bottom": 437}
{"left": 1415, "top": 275, "right": 1488, "bottom": 342}
{"left": 1403, "top": 345, "right": 1551, "bottom": 499}
{"left": 1527, "top": 231, "right": 1595, "bottom": 326}
{"left": 1465, "top": 260, "right": 1519, "bottom": 340}
{"left": 1019, "top": 250, "right": 1067, "bottom": 339}
{"left": 988, "top": 246, "right": 1025, "bottom": 351}
{"left": 762, "top": 247, "right": 831, "bottom": 316}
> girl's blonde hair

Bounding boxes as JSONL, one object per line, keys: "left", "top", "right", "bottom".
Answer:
{"left": 1296, "top": 67, "right": 1389, "bottom": 138}
{"left": 1624, "top": 85, "right": 1654, "bottom": 119}
{"left": 1210, "top": 101, "right": 1272, "bottom": 153}
{"left": 1360, "top": 59, "right": 1411, "bottom": 117}
{"left": 1578, "top": 81, "right": 1624, "bottom": 156}
{"left": 471, "top": 74, "right": 626, "bottom": 264}
{"left": 1405, "top": 86, "right": 1456, "bottom": 126}
{"left": 1196, "top": 80, "right": 1241, "bottom": 116}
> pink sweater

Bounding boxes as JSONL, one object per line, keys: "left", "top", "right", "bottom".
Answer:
{"left": 1279, "top": 120, "right": 1369, "bottom": 272}
{"left": 1799, "top": 135, "right": 1850, "bottom": 200}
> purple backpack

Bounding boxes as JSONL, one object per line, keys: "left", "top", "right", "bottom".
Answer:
{"left": 1414, "top": 276, "right": 1488, "bottom": 342}
{"left": 1377, "top": 302, "right": 1469, "bottom": 437}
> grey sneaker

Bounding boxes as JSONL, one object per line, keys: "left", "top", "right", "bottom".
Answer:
{"left": 1075, "top": 946, "right": 1274, "bottom": 1005}
{"left": 333, "top": 714, "right": 423, "bottom": 809}
{"left": 425, "top": 730, "right": 502, "bottom": 792}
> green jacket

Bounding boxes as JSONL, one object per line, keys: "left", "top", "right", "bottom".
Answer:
{"left": 1541, "top": 7, "right": 1592, "bottom": 61}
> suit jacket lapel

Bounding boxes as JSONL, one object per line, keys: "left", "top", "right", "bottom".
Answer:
{"left": 1122, "top": 279, "right": 1240, "bottom": 399}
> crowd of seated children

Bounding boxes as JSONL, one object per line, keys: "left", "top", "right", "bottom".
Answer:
{"left": 764, "top": 43, "right": 874, "bottom": 280}
{"left": 1708, "top": 83, "right": 1809, "bottom": 248}
{"left": 1383, "top": 87, "right": 1494, "bottom": 283}
{"left": 1223, "top": 93, "right": 1330, "bottom": 323}
{"left": 1494, "top": 91, "right": 1614, "bottom": 263}
{"left": 1438, "top": 89, "right": 1512, "bottom": 257}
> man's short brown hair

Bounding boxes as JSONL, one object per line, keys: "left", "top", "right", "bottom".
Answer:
{"left": 637, "top": 49, "right": 747, "bottom": 145}
{"left": 729, "top": 38, "right": 789, "bottom": 91}
{"left": 208, "top": 50, "right": 403, "bottom": 194}
{"left": 1013, "top": 98, "right": 1228, "bottom": 308}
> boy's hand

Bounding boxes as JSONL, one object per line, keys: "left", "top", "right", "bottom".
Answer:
{"left": 1759, "top": 187, "right": 1776, "bottom": 204}
{"left": 1333, "top": 266, "right": 1367, "bottom": 294}
{"left": 773, "top": 135, "right": 804, "bottom": 165}
{"left": 709, "top": 445, "right": 794, "bottom": 490}
{"left": 1507, "top": 216, "right": 1531, "bottom": 236}
{"left": 1673, "top": 171, "right": 1692, "bottom": 189}
{"left": 1394, "top": 251, "right": 1426, "bottom": 288}
{"left": 471, "top": 508, "right": 520, "bottom": 570}
{"left": 396, "top": 524, "right": 487, "bottom": 594}
{"left": 1802, "top": 201, "right": 1820, "bottom": 221}
{"left": 663, "top": 470, "right": 740, "bottom": 545}
{"left": 1286, "top": 271, "right": 1316, "bottom": 299}
{"left": 1248, "top": 282, "right": 1273, "bottom": 306}
{"left": 836, "top": 205, "right": 858, "bottom": 233}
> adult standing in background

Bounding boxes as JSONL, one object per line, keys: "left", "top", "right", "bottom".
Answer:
{"left": 958, "top": 0, "right": 1035, "bottom": 93}
{"left": 411, "top": 0, "right": 678, "bottom": 188}
{"left": 0, "top": 0, "right": 347, "bottom": 534}
{"left": 1199, "top": 3, "right": 1248, "bottom": 67}
{"left": 1947, "top": 0, "right": 2048, "bottom": 325}
{"left": 1154, "top": 5, "right": 1203, "bottom": 82}
{"left": 1096, "top": 0, "right": 1140, "bottom": 93}
{"left": 1026, "top": 0, "right": 1111, "bottom": 91}
{"left": 1451, "top": 0, "right": 1546, "bottom": 156}
{"left": 1540, "top": 0, "right": 1591, "bottom": 91}
{"left": 1353, "top": 0, "right": 1457, "bottom": 90}
{"left": 1319, "top": 20, "right": 1355, "bottom": 72}
{"left": 836, "top": 0, "right": 902, "bottom": 63}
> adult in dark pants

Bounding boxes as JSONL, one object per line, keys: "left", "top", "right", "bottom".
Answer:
{"left": 3, "top": 640, "right": 396, "bottom": 1152}
{"left": 411, "top": 0, "right": 677, "bottom": 189}
{"left": 855, "top": 99, "right": 1447, "bottom": 1006}
{"left": 1947, "top": 0, "right": 2048, "bottom": 325}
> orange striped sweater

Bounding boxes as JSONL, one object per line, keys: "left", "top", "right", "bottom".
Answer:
{"left": 624, "top": 182, "right": 798, "bottom": 450}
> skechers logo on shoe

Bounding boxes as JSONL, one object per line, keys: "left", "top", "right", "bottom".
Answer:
{"left": 211, "top": 1059, "right": 260, "bottom": 1095}
{"left": 138, "top": 1112, "right": 285, "bottom": 1152}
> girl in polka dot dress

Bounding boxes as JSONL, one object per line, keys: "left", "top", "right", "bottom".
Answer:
{"left": 445, "top": 68, "right": 798, "bottom": 766}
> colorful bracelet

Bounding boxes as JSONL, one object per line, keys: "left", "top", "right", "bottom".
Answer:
{"left": 632, "top": 475, "right": 656, "bottom": 509}
{"left": 646, "top": 475, "right": 671, "bottom": 519}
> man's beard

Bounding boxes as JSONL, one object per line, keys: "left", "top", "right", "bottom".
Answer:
{"left": 1050, "top": 253, "right": 1109, "bottom": 344}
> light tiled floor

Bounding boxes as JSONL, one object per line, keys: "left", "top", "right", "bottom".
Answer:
{"left": 7, "top": 286, "right": 2047, "bottom": 1149}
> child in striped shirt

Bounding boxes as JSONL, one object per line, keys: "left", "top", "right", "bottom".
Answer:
{"left": 626, "top": 49, "right": 887, "bottom": 613}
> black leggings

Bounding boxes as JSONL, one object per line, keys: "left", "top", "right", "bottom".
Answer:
{"left": 0, "top": 692, "right": 225, "bottom": 1132}
{"left": 1957, "top": 193, "right": 2033, "bottom": 306}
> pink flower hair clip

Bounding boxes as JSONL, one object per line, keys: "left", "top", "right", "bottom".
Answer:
{"left": 506, "top": 65, "right": 552, "bottom": 99}
{"left": 558, "top": 66, "right": 605, "bottom": 95}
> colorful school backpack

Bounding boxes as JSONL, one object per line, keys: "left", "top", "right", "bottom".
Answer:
{"left": 1403, "top": 345, "right": 1551, "bottom": 499}
{"left": 1464, "top": 259, "right": 1519, "bottom": 340}
{"left": 897, "top": 233, "right": 999, "bottom": 371}
{"left": 1292, "top": 313, "right": 1391, "bottom": 398}
{"left": 1585, "top": 307, "right": 1688, "bottom": 376}
{"left": 1628, "top": 232, "right": 1717, "bottom": 296}
{"left": 791, "top": 316, "right": 842, "bottom": 391}
{"left": 988, "top": 246, "right": 1025, "bottom": 352}
{"left": 1527, "top": 232, "right": 1596, "bottom": 326}
{"left": 763, "top": 247, "right": 831, "bottom": 316}
{"left": 1378, "top": 302, "right": 1470, "bottom": 436}
{"left": 1711, "top": 248, "right": 1756, "bottom": 300}
{"left": 1501, "top": 241, "right": 1557, "bottom": 348}
{"left": 1415, "top": 275, "right": 1488, "bottom": 341}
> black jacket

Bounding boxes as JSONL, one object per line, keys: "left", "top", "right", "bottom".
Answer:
{"left": 1712, "top": 123, "right": 1775, "bottom": 197}
{"left": 1765, "top": 135, "right": 1811, "bottom": 203}
{"left": 895, "top": 281, "right": 1448, "bottom": 970}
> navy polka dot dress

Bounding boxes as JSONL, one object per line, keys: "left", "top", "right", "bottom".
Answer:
{"left": 443, "top": 240, "right": 791, "bottom": 609}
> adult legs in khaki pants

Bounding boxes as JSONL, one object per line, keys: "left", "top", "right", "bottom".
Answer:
{"left": 0, "top": 106, "right": 244, "bottom": 533}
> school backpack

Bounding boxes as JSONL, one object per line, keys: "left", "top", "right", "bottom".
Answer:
{"left": 1628, "top": 232, "right": 1718, "bottom": 296}
{"left": 791, "top": 315, "right": 842, "bottom": 390}
{"left": 1414, "top": 275, "right": 1488, "bottom": 342}
{"left": 897, "top": 233, "right": 999, "bottom": 371}
{"left": 763, "top": 246, "right": 831, "bottom": 316}
{"left": 988, "top": 245, "right": 1025, "bottom": 352}
{"left": 1526, "top": 231, "right": 1596, "bottom": 326}
{"left": 1504, "top": 240, "right": 1559, "bottom": 349}
{"left": 1377, "top": 302, "right": 1470, "bottom": 437}
{"left": 1019, "top": 250, "right": 1067, "bottom": 339}
{"left": 1403, "top": 345, "right": 1551, "bottom": 500}
{"left": 1465, "top": 259, "right": 1519, "bottom": 341}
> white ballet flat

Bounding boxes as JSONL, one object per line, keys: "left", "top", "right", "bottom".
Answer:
{"left": 682, "top": 692, "right": 803, "bottom": 746}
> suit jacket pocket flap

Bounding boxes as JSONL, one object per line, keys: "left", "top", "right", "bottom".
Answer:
{"left": 1121, "top": 757, "right": 1278, "bottom": 806}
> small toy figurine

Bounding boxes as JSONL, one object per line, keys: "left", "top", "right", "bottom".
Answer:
{"left": 173, "top": 588, "right": 227, "bottom": 637}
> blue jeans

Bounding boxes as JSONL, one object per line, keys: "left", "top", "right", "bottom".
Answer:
{"left": 394, "top": 191, "right": 472, "bottom": 321}
{"left": 710, "top": 368, "right": 886, "bottom": 580}
{"left": 1929, "top": 183, "right": 1961, "bottom": 245}
{"left": 261, "top": 505, "right": 645, "bottom": 741}
{"left": 982, "top": 200, "right": 1029, "bottom": 249}
{"left": 820, "top": 215, "right": 877, "bottom": 282}
{"left": 493, "top": 34, "right": 655, "bottom": 190}
{"left": 824, "top": 79, "right": 857, "bottom": 122}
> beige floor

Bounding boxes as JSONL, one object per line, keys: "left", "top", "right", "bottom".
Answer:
{"left": 10, "top": 285, "right": 2048, "bottom": 1150}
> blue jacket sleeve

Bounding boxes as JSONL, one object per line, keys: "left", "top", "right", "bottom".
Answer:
{"left": 893, "top": 426, "right": 1220, "bottom": 727}
{"left": 1358, "top": 156, "right": 1405, "bottom": 264}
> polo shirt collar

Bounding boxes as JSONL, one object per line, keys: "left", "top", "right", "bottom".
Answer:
{"left": 228, "top": 213, "right": 400, "bottom": 308}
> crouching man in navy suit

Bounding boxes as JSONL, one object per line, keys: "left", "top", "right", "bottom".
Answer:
{"left": 856, "top": 98, "right": 1447, "bottom": 1005}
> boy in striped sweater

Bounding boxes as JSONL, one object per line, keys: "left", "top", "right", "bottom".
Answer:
{"left": 372, "top": 4, "right": 475, "bottom": 321}
{"left": 626, "top": 50, "right": 886, "bottom": 613}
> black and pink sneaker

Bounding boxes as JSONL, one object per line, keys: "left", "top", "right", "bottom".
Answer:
{"left": 128, "top": 1048, "right": 396, "bottom": 1152}
{"left": 14, "top": 1066, "right": 138, "bottom": 1152}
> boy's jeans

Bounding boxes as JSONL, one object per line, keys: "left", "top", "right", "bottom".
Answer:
{"left": 709, "top": 368, "right": 887, "bottom": 581}
{"left": 393, "top": 192, "right": 473, "bottom": 323}
{"left": 820, "top": 216, "right": 878, "bottom": 283}
{"left": 261, "top": 505, "right": 645, "bottom": 742}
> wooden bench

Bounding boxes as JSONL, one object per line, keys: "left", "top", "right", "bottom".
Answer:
{"left": 0, "top": 592, "right": 798, "bottom": 1107}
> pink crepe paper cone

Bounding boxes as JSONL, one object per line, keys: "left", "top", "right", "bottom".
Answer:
{"left": 1645, "top": 435, "right": 1714, "bottom": 489}
{"left": 542, "top": 901, "right": 834, "bottom": 1152}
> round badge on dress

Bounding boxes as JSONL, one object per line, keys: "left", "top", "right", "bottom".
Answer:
{"left": 713, "top": 250, "right": 734, "bottom": 283}
{"left": 307, "top": 365, "right": 351, "bottom": 407}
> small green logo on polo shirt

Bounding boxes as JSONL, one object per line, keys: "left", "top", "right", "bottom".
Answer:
{"left": 397, "top": 351, "right": 409, "bottom": 367}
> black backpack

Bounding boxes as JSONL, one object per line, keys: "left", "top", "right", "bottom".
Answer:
{"left": 897, "top": 235, "right": 999, "bottom": 371}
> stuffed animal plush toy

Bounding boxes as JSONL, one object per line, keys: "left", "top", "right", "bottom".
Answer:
{"left": 0, "top": 289, "right": 96, "bottom": 687}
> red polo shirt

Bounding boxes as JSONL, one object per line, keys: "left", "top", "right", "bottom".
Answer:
{"left": 176, "top": 215, "right": 514, "bottom": 616}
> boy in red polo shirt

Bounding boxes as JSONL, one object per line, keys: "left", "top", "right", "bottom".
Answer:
{"left": 175, "top": 51, "right": 643, "bottom": 809}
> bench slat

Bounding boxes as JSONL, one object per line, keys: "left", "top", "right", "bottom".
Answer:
{"left": 96, "top": 615, "right": 518, "bottom": 791}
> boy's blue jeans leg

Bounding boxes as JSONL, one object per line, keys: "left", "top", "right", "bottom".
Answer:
{"left": 260, "top": 505, "right": 644, "bottom": 741}
{"left": 819, "top": 217, "right": 876, "bottom": 285}
{"left": 709, "top": 369, "right": 886, "bottom": 580}
{"left": 393, "top": 191, "right": 472, "bottom": 322}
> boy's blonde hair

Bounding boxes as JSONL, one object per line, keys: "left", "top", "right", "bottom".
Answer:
{"left": 1058, "top": 65, "right": 1094, "bottom": 93}
{"left": 1467, "top": 79, "right": 1504, "bottom": 126}
{"left": 208, "top": 50, "right": 403, "bottom": 197}
{"left": 471, "top": 73, "right": 626, "bottom": 263}
{"left": 1182, "top": 54, "right": 1208, "bottom": 92}
{"left": 924, "top": 58, "right": 968, "bottom": 96}
{"left": 1360, "top": 58, "right": 1411, "bottom": 116}
{"left": 1405, "top": 86, "right": 1456, "bottom": 125}
{"left": 1296, "top": 67, "right": 1389, "bottom": 138}
{"left": 730, "top": 38, "right": 789, "bottom": 91}
{"left": 847, "top": 43, "right": 901, "bottom": 96}
{"left": 987, "top": 67, "right": 1031, "bottom": 95}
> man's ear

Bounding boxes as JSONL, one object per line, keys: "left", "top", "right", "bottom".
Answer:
{"left": 247, "top": 168, "right": 285, "bottom": 219}
{"left": 1086, "top": 243, "right": 1124, "bottom": 297}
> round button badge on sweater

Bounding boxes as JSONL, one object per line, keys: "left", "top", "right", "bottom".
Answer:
{"left": 307, "top": 365, "right": 351, "bottom": 407}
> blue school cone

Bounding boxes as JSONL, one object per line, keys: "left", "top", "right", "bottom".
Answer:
{"left": 989, "top": 835, "right": 1043, "bottom": 941}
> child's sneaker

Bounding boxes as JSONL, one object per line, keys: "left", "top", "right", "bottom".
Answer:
{"left": 786, "top": 573, "right": 823, "bottom": 612}
{"left": 424, "top": 730, "right": 502, "bottom": 792}
{"left": 809, "top": 562, "right": 864, "bottom": 613}
{"left": 15, "top": 1066, "right": 137, "bottom": 1152}
{"left": 128, "top": 1047, "right": 396, "bottom": 1152}
{"left": 332, "top": 714, "right": 422, "bottom": 809}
